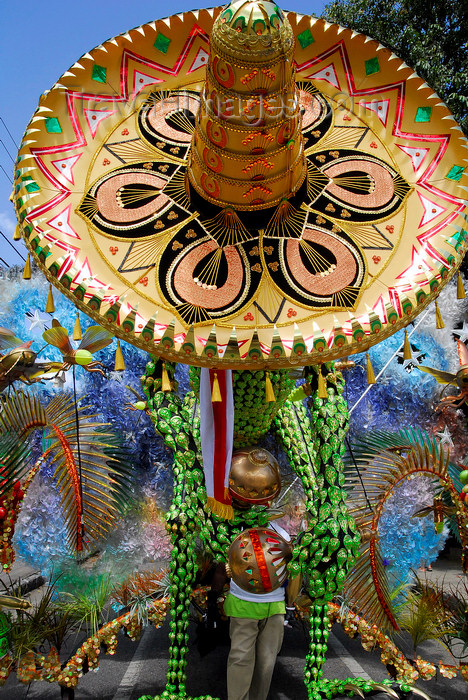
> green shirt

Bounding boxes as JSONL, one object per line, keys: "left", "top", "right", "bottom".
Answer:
{"left": 224, "top": 593, "right": 285, "bottom": 620}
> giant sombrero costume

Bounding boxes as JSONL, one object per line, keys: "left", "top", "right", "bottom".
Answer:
{"left": 13, "top": 0, "right": 468, "bottom": 370}
{"left": 11, "top": 3, "right": 468, "bottom": 699}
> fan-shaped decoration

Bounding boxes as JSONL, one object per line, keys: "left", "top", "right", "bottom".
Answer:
{"left": 12, "top": 3, "right": 468, "bottom": 370}
{"left": 344, "top": 429, "right": 468, "bottom": 630}
{"left": 0, "top": 391, "right": 132, "bottom": 555}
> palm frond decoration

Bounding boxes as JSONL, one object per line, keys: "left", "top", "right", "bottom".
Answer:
{"left": 343, "top": 428, "right": 466, "bottom": 632}
{"left": 0, "top": 432, "right": 32, "bottom": 499}
{"left": 0, "top": 390, "right": 133, "bottom": 558}
{"left": 342, "top": 536, "right": 398, "bottom": 632}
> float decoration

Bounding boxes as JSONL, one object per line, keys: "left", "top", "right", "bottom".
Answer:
{"left": 10, "top": 1, "right": 468, "bottom": 699}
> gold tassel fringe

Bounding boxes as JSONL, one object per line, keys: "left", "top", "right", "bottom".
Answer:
{"left": 161, "top": 363, "right": 171, "bottom": 392}
{"left": 45, "top": 284, "right": 55, "bottom": 313}
{"left": 114, "top": 340, "right": 125, "bottom": 371}
{"left": 435, "top": 300, "right": 445, "bottom": 329}
{"left": 317, "top": 368, "right": 328, "bottom": 399}
{"left": 403, "top": 329, "right": 412, "bottom": 360}
{"left": 13, "top": 225, "right": 21, "bottom": 241}
{"left": 265, "top": 371, "right": 276, "bottom": 403}
{"left": 206, "top": 496, "right": 234, "bottom": 520}
{"left": 457, "top": 272, "right": 466, "bottom": 299}
{"left": 22, "top": 255, "right": 31, "bottom": 280}
{"left": 211, "top": 371, "right": 222, "bottom": 402}
{"left": 73, "top": 312, "right": 82, "bottom": 341}
{"left": 366, "top": 353, "right": 376, "bottom": 384}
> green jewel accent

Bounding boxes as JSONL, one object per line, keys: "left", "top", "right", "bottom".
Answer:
{"left": 154, "top": 32, "right": 171, "bottom": 53}
{"left": 332, "top": 453, "right": 343, "bottom": 469}
{"left": 165, "top": 434, "right": 176, "bottom": 450}
{"left": 324, "top": 465, "right": 336, "bottom": 485}
{"left": 320, "top": 443, "right": 332, "bottom": 462}
{"left": 24, "top": 180, "right": 40, "bottom": 193}
{"left": 298, "top": 28, "right": 314, "bottom": 49}
{"left": 175, "top": 433, "right": 188, "bottom": 449}
{"left": 45, "top": 117, "right": 62, "bottom": 133}
{"left": 446, "top": 165, "right": 465, "bottom": 181}
{"left": 314, "top": 521, "right": 327, "bottom": 536}
{"left": 328, "top": 486, "right": 341, "bottom": 505}
{"left": 336, "top": 549, "right": 348, "bottom": 567}
{"left": 92, "top": 65, "right": 107, "bottom": 83}
{"left": 158, "top": 420, "right": 171, "bottom": 434}
{"left": 415, "top": 106, "right": 432, "bottom": 122}
{"left": 338, "top": 514, "right": 348, "bottom": 531}
{"left": 153, "top": 392, "right": 164, "bottom": 408}
{"left": 329, "top": 435, "right": 340, "bottom": 453}
{"left": 365, "top": 57, "right": 380, "bottom": 75}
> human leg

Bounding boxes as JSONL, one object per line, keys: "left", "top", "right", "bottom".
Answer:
{"left": 227, "top": 617, "right": 260, "bottom": 700}
{"left": 250, "top": 614, "right": 284, "bottom": 700}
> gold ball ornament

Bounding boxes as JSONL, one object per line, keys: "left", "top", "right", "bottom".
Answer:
{"left": 229, "top": 447, "right": 281, "bottom": 507}
{"left": 227, "top": 527, "right": 292, "bottom": 594}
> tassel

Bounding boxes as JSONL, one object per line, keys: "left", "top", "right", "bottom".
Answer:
{"left": 45, "top": 284, "right": 55, "bottom": 313}
{"left": 435, "top": 300, "right": 445, "bottom": 329}
{"left": 317, "top": 367, "right": 328, "bottom": 399}
{"left": 22, "top": 254, "right": 31, "bottom": 280}
{"left": 457, "top": 272, "right": 466, "bottom": 299}
{"left": 211, "top": 371, "right": 222, "bottom": 402}
{"left": 366, "top": 353, "right": 376, "bottom": 384}
{"left": 72, "top": 312, "right": 82, "bottom": 341}
{"left": 13, "top": 225, "right": 21, "bottom": 241}
{"left": 403, "top": 329, "right": 412, "bottom": 360}
{"left": 114, "top": 340, "right": 125, "bottom": 371}
{"left": 265, "top": 371, "right": 276, "bottom": 403}
{"left": 161, "top": 363, "right": 171, "bottom": 392}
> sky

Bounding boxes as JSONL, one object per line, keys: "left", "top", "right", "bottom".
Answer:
{"left": 0, "top": 0, "right": 327, "bottom": 267}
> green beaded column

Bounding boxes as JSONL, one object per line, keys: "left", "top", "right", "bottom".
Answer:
{"left": 275, "top": 364, "right": 360, "bottom": 699}
{"left": 144, "top": 359, "right": 201, "bottom": 698}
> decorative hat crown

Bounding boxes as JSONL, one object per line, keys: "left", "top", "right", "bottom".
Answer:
{"left": 187, "top": 0, "right": 307, "bottom": 210}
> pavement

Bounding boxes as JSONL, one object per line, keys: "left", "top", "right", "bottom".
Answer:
{"left": 1, "top": 555, "right": 467, "bottom": 700}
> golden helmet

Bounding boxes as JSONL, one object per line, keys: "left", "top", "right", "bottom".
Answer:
{"left": 228, "top": 447, "right": 281, "bottom": 507}
{"left": 227, "top": 527, "right": 292, "bottom": 594}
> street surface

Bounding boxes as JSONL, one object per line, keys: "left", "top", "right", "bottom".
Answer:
{"left": 2, "top": 560, "right": 467, "bottom": 700}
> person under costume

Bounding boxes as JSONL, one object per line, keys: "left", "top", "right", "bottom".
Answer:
{"left": 225, "top": 521, "right": 295, "bottom": 700}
